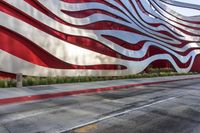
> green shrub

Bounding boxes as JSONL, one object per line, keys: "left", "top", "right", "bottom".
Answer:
{"left": 0, "top": 79, "right": 16, "bottom": 88}
{"left": 0, "top": 70, "right": 198, "bottom": 88}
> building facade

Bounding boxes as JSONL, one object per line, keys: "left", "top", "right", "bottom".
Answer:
{"left": 0, "top": 0, "right": 200, "bottom": 78}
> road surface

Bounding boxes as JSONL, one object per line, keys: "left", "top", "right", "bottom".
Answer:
{"left": 0, "top": 78, "right": 200, "bottom": 133}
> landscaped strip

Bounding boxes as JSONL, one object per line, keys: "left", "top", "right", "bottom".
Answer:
{"left": 0, "top": 68, "right": 197, "bottom": 88}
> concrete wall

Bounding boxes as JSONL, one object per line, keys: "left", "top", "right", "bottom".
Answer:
{"left": 0, "top": 0, "right": 200, "bottom": 77}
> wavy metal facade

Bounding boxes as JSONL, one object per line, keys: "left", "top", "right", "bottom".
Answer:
{"left": 0, "top": 0, "right": 200, "bottom": 77}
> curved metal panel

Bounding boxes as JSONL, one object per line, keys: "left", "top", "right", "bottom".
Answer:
{"left": 0, "top": 0, "right": 200, "bottom": 77}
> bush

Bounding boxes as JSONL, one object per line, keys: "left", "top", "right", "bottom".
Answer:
{"left": 0, "top": 70, "right": 198, "bottom": 88}
{"left": 0, "top": 79, "right": 16, "bottom": 88}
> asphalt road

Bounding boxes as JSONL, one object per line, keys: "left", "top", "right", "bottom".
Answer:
{"left": 0, "top": 78, "right": 200, "bottom": 133}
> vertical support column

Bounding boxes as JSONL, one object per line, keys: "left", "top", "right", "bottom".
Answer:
{"left": 117, "top": 54, "right": 121, "bottom": 70}
{"left": 16, "top": 73, "right": 23, "bottom": 88}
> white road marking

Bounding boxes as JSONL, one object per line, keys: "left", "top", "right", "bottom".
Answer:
{"left": 61, "top": 97, "right": 176, "bottom": 132}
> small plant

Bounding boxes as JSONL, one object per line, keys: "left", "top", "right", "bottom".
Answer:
{"left": 0, "top": 69, "right": 198, "bottom": 88}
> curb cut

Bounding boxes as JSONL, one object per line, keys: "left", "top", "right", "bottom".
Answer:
{"left": 0, "top": 77, "right": 199, "bottom": 105}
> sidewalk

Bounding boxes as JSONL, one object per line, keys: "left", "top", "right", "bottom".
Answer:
{"left": 0, "top": 74, "right": 200, "bottom": 105}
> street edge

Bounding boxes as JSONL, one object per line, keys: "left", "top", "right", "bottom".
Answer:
{"left": 0, "top": 77, "right": 199, "bottom": 105}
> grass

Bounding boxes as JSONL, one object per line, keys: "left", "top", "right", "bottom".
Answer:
{"left": 0, "top": 68, "right": 198, "bottom": 88}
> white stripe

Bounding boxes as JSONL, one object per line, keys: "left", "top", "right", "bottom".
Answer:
{"left": 1, "top": 0, "right": 200, "bottom": 76}
{"left": 0, "top": 47, "right": 197, "bottom": 77}
{"left": 1, "top": 10, "right": 184, "bottom": 60}
{"left": 150, "top": 0, "right": 200, "bottom": 39}
{"left": 154, "top": 0, "right": 200, "bottom": 25}
{"left": 0, "top": 13, "right": 119, "bottom": 66}
{"left": 59, "top": 1, "right": 132, "bottom": 23}
{"left": 101, "top": 30, "right": 200, "bottom": 52}
{"left": 62, "top": 97, "right": 177, "bottom": 132}
{"left": 4, "top": 0, "right": 181, "bottom": 45}
{"left": 131, "top": 0, "right": 183, "bottom": 39}
{"left": 3, "top": 11, "right": 198, "bottom": 61}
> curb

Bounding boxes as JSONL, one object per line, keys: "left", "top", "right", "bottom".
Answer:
{"left": 0, "top": 77, "right": 199, "bottom": 105}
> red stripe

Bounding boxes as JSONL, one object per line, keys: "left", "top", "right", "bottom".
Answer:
{"left": 1, "top": 0, "right": 192, "bottom": 49}
{"left": 102, "top": 35, "right": 146, "bottom": 50}
{"left": 61, "top": 9, "right": 127, "bottom": 22}
{"left": 191, "top": 54, "right": 200, "bottom": 72}
{"left": 25, "top": 0, "right": 130, "bottom": 28}
{"left": 0, "top": 26, "right": 127, "bottom": 70}
{"left": 60, "top": 0, "right": 125, "bottom": 14}
{"left": 25, "top": 0, "right": 172, "bottom": 45}
{"left": 150, "top": 1, "right": 200, "bottom": 32}
{"left": 1, "top": 25, "right": 193, "bottom": 69}
{"left": 1, "top": 0, "right": 200, "bottom": 73}
{"left": 129, "top": 0, "right": 181, "bottom": 41}
{"left": 0, "top": 2, "right": 133, "bottom": 60}
{"left": 0, "top": 77, "right": 199, "bottom": 105}
{"left": 153, "top": 0, "right": 200, "bottom": 25}
{"left": 0, "top": 71, "right": 16, "bottom": 79}
{"left": 102, "top": 35, "right": 200, "bottom": 53}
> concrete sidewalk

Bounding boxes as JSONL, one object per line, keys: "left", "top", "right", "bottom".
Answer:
{"left": 0, "top": 74, "right": 200, "bottom": 105}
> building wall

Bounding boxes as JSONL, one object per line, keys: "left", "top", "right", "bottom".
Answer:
{"left": 0, "top": 0, "right": 200, "bottom": 77}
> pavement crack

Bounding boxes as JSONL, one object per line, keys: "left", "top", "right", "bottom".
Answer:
{"left": 1, "top": 124, "right": 12, "bottom": 133}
